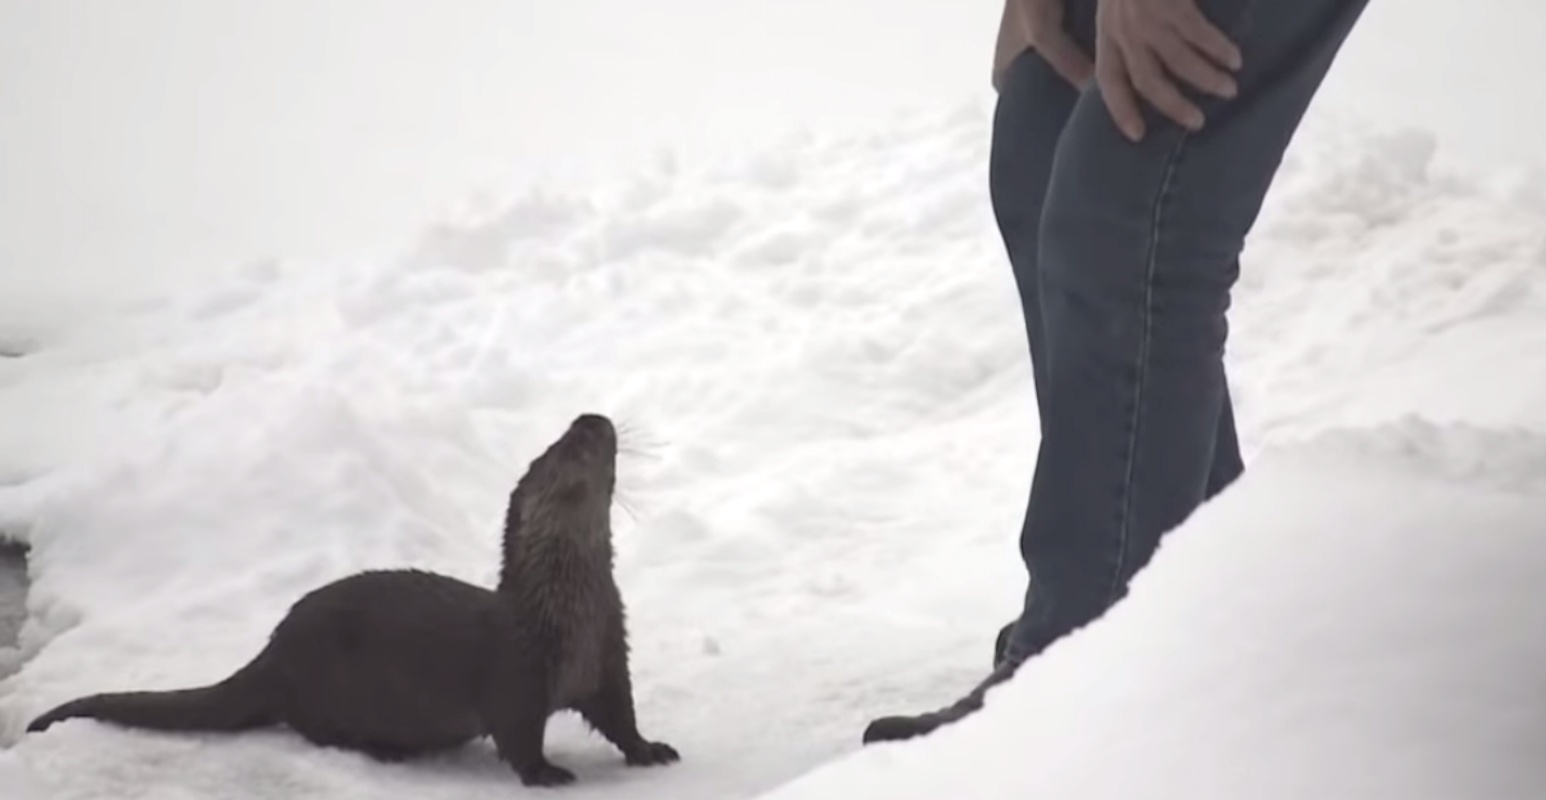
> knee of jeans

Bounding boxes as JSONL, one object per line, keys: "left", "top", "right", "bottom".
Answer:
{"left": 1035, "top": 190, "right": 1152, "bottom": 308}
{"left": 988, "top": 145, "right": 1051, "bottom": 250}
{"left": 992, "top": 200, "right": 1045, "bottom": 263}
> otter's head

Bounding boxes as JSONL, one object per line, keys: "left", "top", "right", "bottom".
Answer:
{"left": 502, "top": 413, "right": 619, "bottom": 559}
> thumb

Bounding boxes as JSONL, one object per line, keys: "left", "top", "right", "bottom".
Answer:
{"left": 1035, "top": 29, "right": 1095, "bottom": 88}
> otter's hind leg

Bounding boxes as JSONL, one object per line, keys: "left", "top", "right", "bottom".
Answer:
{"left": 287, "top": 709, "right": 479, "bottom": 764}
{"left": 573, "top": 637, "right": 679, "bottom": 768}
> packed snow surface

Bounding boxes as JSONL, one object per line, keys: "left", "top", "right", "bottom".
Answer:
{"left": 1, "top": 99, "right": 1544, "bottom": 800}
{"left": 762, "top": 425, "right": 1546, "bottom": 800}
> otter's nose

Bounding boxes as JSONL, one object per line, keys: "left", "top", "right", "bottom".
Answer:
{"left": 571, "top": 414, "right": 615, "bottom": 438}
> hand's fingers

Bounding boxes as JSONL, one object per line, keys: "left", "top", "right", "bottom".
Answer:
{"left": 1169, "top": 2, "right": 1243, "bottom": 71}
{"left": 1126, "top": 41, "right": 1206, "bottom": 131}
{"left": 1152, "top": 32, "right": 1237, "bottom": 98}
{"left": 1035, "top": 29, "right": 1096, "bottom": 88}
{"left": 1096, "top": 35, "right": 1146, "bottom": 142}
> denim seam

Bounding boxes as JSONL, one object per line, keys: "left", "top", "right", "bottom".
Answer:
{"left": 1102, "top": 0, "right": 1253, "bottom": 600}
{"left": 1105, "top": 133, "right": 1191, "bottom": 607}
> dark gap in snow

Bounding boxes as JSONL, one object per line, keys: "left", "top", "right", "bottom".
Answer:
{"left": 0, "top": 538, "right": 29, "bottom": 656}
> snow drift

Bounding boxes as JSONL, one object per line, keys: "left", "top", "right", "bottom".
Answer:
{"left": 759, "top": 419, "right": 1546, "bottom": 800}
{"left": 0, "top": 95, "right": 1543, "bottom": 800}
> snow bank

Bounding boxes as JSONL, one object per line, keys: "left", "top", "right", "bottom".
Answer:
{"left": 758, "top": 420, "right": 1546, "bottom": 800}
{"left": 0, "top": 96, "right": 1543, "bottom": 800}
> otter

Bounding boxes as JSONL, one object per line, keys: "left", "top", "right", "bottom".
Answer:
{"left": 26, "top": 412, "right": 679, "bottom": 787}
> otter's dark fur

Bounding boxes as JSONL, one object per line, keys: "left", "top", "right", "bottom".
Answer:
{"left": 26, "top": 413, "right": 678, "bottom": 787}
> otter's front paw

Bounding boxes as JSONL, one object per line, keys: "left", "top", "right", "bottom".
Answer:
{"left": 625, "top": 740, "right": 680, "bottom": 767}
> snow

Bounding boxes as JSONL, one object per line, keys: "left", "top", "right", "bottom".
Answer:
{"left": 762, "top": 422, "right": 1546, "bottom": 800}
{"left": 2, "top": 90, "right": 1546, "bottom": 800}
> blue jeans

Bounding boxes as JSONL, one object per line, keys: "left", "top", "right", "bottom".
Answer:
{"left": 864, "top": 0, "right": 1372, "bottom": 746}
{"left": 991, "top": 0, "right": 1370, "bottom": 667}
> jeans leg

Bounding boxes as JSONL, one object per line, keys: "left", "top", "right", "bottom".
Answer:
{"left": 985, "top": 7, "right": 1092, "bottom": 669}
{"left": 988, "top": 0, "right": 1244, "bottom": 667}
{"left": 988, "top": 33, "right": 1089, "bottom": 424}
{"left": 1003, "top": 0, "right": 1370, "bottom": 665}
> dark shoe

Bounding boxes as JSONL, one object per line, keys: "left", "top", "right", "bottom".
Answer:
{"left": 862, "top": 657, "right": 1022, "bottom": 745}
{"left": 993, "top": 620, "right": 1015, "bottom": 667}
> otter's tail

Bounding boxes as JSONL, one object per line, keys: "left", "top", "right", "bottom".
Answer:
{"left": 27, "top": 645, "right": 279, "bottom": 735}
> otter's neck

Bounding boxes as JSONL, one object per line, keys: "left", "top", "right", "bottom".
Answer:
{"left": 496, "top": 502, "right": 614, "bottom": 595}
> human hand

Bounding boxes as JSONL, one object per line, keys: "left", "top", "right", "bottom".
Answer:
{"left": 1020, "top": 0, "right": 1095, "bottom": 88}
{"left": 1095, "top": 0, "right": 1244, "bottom": 141}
